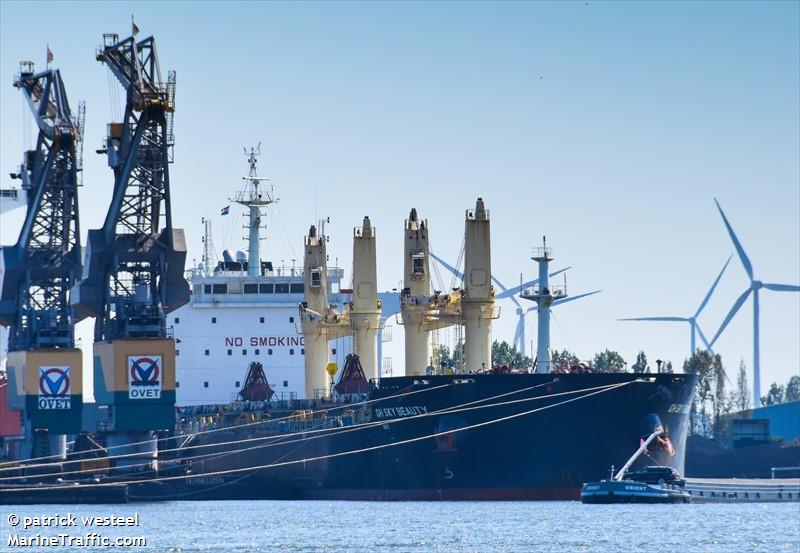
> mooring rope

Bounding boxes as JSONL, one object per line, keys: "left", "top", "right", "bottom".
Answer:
{"left": 1, "top": 380, "right": 635, "bottom": 492}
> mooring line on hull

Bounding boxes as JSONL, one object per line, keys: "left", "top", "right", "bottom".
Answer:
{"left": 2, "top": 379, "right": 630, "bottom": 483}
{"left": 0, "top": 381, "right": 457, "bottom": 471}
{"left": 1, "top": 380, "right": 634, "bottom": 492}
{"left": 0, "top": 379, "right": 559, "bottom": 483}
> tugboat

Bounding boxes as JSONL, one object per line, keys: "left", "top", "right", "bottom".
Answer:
{"left": 581, "top": 429, "right": 692, "bottom": 504}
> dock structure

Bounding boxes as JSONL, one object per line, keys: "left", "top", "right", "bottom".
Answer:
{"left": 684, "top": 477, "right": 800, "bottom": 502}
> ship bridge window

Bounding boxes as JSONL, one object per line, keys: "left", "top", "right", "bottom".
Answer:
{"left": 283, "top": 380, "right": 288, "bottom": 387}
{"left": 212, "top": 284, "right": 227, "bottom": 294}
{"left": 289, "top": 316, "right": 295, "bottom": 323}
{"left": 311, "top": 269, "right": 322, "bottom": 288}
{"left": 275, "top": 283, "right": 289, "bottom": 294}
{"left": 242, "top": 349, "right": 247, "bottom": 355}
{"left": 212, "top": 317, "right": 217, "bottom": 324}
{"left": 204, "top": 382, "right": 209, "bottom": 388}
{"left": 259, "top": 283, "right": 274, "bottom": 294}
{"left": 255, "top": 349, "right": 260, "bottom": 355}
{"left": 243, "top": 283, "right": 259, "bottom": 294}
{"left": 205, "top": 349, "right": 209, "bottom": 356}
{"left": 174, "top": 317, "right": 180, "bottom": 324}
{"left": 412, "top": 252, "right": 425, "bottom": 275}
{"left": 235, "top": 381, "right": 240, "bottom": 388}
{"left": 194, "top": 284, "right": 202, "bottom": 295}
{"left": 204, "top": 284, "right": 212, "bottom": 294}
{"left": 259, "top": 317, "right": 265, "bottom": 323}
{"left": 290, "top": 283, "right": 304, "bottom": 294}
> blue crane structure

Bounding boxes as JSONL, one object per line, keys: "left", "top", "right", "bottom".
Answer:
{"left": 0, "top": 61, "right": 86, "bottom": 458}
{"left": 71, "top": 30, "right": 188, "bottom": 461}
{"left": 72, "top": 32, "right": 189, "bottom": 336}
{"left": 1, "top": 63, "right": 84, "bottom": 349}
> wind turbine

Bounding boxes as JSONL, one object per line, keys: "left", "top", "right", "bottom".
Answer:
{"left": 619, "top": 255, "right": 732, "bottom": 355}
{"left": 709, "top": 199, "right": 800, "bottom": 407}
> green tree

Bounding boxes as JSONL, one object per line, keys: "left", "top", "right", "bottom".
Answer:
{"left": 436, "top": 341, "right": 464, "bottom": 373}
{"left": 664, "top": 361, "right": 674, "bottom": 373}
{"left": 683, "top": 350, "right": 714, "bottom": 436}
{"left": 551, "top": 349, "right": 580, "bottom": 370}
{"left": 592, "top": 350, "right": 626, "bottom": 373}
{"left": 731, "top": 359, "right": 750, "bottom": 412}
{"left": 711, "top": 354, "right": 729, "bottom": 437}
{"left": 762, "top": 382, "right": 785, "bottom": 406}
{"left": 785, "top": 375, "right": 800, "bottom": 403}
{"left": 632, "top": 351, "right": 648, "bottom": 373}
{"left": 491, "top": 340, "right": 532, "bottom": 369}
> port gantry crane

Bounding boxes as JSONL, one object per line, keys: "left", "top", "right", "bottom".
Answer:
{"left": 72, "top": 30, "right": 189, "bottom": 467}
{"left": 0, "top": 62, "right": 85, "bottom": 459}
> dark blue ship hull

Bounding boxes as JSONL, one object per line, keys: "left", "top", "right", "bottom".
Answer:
{"left": 145, "top": 372, "right": 696, "bottom": 501}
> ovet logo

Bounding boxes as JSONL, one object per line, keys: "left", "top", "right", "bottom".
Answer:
{"left": 38, "top": 366, "right": 71, "bottom": 409}
{"left": 128, "top": 355, "right": 162, "bottom": 400}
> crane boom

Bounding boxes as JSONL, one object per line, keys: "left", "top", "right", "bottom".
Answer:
{"left": 0, "top": 63, "right": 83, "bottom": 350}
{"left": 72, "top": 32, "right": 188, "bottom": 341}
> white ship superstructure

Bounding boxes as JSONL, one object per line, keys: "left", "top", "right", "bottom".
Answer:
{"left": 170, "top": 148, "right": 352, "bottom": 405}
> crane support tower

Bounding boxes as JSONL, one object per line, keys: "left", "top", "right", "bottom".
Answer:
{"left": 71, "top": 30, "right": 188, "bottom": 465}
{"left": 461, "top": 198, "right": 497, "bottom": 371}
{"left": 300, "top": 221, "right": 348, "bottom": 398}
{"left": 0, "top": 61, "right": 85, "bottom": 459}
{"left": 350, "top": 217, "right": 382, "bottom": 381}
{"left": 299, "top": 217, "right": 381, "bottom": 399}
{"left": 399, "top": 208, "right": 434, "bottom": 375}
{"left": 398, "top": 200, "right": 498, "bottom": 375}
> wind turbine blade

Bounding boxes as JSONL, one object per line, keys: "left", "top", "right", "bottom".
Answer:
{"left": 618, "top": 316, "right": 689, "bottom": 322}
{"left": 549, "top": 266, "right": 571, "bottom": 278}
{"left": 551, "top": 290, "right": 601, "bottom": 307}
{"left": 714, "top": 198, "right": 753, "bottom": 280}
{"left": 512, "top": 317, "right": 523, "bottom": 347}
{"left": 762, "top": 283, "right": 800, "bottom": 292}
{"left": 526, "top": 306, "right": 538, "bottom": 314}
{"left": 496, "top": 280, "right": 536, "bottom": 299}
{"left": 494, "top": 267, "right": 570, "bottom": 300}
{"left": 490, "top": 275, "right": 521, "bottom": 308}
{"left": 696, "top": 325, "right": 713, "bottom": 351}
{"left": 695, "top": 255, "right": 733, "bottom": 317}
{"left": 709, "top": 287, "right": 752, "bottom": 347}
{"left": 429, "top": 252, "right": 463, "bottom": 280}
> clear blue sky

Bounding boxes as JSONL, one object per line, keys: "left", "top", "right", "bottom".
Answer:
{"left": 1, "top": 1, "right": 798, "bottom": 397}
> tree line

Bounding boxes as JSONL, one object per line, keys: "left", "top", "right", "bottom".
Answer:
{"left": 436, "top": 340, "right": 798, "bottom": 439}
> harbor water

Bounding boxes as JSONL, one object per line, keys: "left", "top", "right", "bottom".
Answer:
{"left": 2, "top": 500, "right": 798, "bottom": 552}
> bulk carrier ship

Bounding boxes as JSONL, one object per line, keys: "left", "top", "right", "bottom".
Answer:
{"left": 0, "top": 26, "right": 695, "bottom": 501}
{"left": 136, "top": 161, "right": 695, "bottom": 501}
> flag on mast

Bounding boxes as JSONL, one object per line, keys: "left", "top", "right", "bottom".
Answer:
{"left": 220, "top": 205, "right": 230, "bottom": 216}
{"left": 46, "top": 45, "right": 53, "bottom": 64}
{"left": 132, "top": 15, "right": 140, "bottom": 37}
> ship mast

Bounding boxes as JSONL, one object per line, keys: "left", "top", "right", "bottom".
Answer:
{"left": 233, "top": 144, "right": 275, "bottom": 277}
{"left": 521, "top": 236, "right": 568, "bottom": 373}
